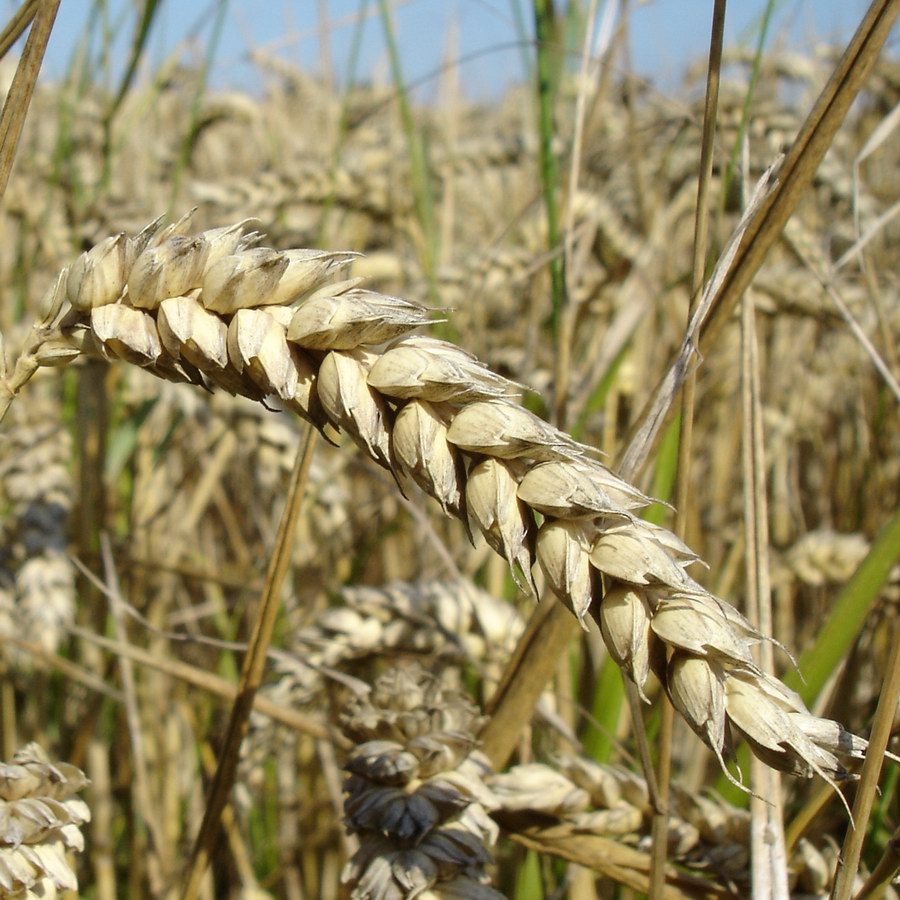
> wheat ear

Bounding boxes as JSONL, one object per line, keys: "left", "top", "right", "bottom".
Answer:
{"left": 5, "top": 213, "right": 881, "bottom": 792}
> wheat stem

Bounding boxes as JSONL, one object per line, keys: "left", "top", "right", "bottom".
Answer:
{"left": 182, "top": 423, "right": 318, "bottom": 898}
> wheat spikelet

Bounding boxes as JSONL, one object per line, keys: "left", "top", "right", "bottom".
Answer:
{"left": 0, "top": 743, "right": 90, "bottom": 897}
{"left": 6, "top": 214, "right": 881, "bottom": 796}
{"left": 783, "top": 529, "right": 873, "bottom": 586}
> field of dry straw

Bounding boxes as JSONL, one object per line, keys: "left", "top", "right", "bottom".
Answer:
{"left": 0, "top": 1, "right": 898, "bottom": 898}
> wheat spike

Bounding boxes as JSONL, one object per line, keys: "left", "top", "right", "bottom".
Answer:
{"left": 8, "top": 215, "right": 878, "bottom": 790}
{"left": 240, "top": 580, "right": 523, "bottom": 803}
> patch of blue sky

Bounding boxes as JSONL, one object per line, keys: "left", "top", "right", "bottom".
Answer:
{"left": 39, "top": 0, "right": 881, "bottom": 102}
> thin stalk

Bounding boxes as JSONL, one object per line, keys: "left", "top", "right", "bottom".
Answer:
{"left": 554, "top": 0, "right": 601, "bottom": 428}
{"left": 720, "top": 0, "right": 776, "bottom": 206}
{"left": 648, "top": 4, "right": 727, "bottom": 896}
{"left": 741, "top": 290, "right": 788, "bottom": 898}
{"left": 0, "top": 0, "right": 39, "bottom": 62}
{"left": 182, "top": 425, "right": 318, "bottom": 899}
{"left": 0, "top": 0, "right": 60, "bottom": 202}
{"left": 0, "top": 680, "right": 16, "bottom": 760}
{"left": 68, "top": 624, "right": 337, "bottom": 740}
{"left": 853, "top": 826, "right": 900, "bottom": 900}
{"left": 701, "top": 0, "right": 900, "bottom": 347}
{"left": 831, "top": 620, "right": 900, "bottom": 900}
{"left": 481, "top": 596, "right": 576, "bottom": 769}
{"left": 101, "top": 534, "right": 167, "bottom": 895}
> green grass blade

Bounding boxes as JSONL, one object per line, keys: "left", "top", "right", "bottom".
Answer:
{"left": 583, "top": 655, "right": 625, "bottom": 763}
{"left": 376, "top": 0, "right": 439, "bottom": 289}
{"left": 514, "top": 848, "right": 545, "bottom": 900}
{"left": 532, "top": 0, "right": 565, "bottom": 338}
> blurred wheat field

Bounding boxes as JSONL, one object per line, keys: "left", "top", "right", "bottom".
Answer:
{"left": 0, "top": 1, "right": 898, "bottom": 898}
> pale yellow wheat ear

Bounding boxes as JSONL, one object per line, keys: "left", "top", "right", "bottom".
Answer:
{"left": 2, "top": 217, "right": 878, "bottom": 796}
{"left": 238, "top": 578, "right": 523, "bottom": 806}
{"left": 0, "top": 743, "right": 90, "bottom": 896}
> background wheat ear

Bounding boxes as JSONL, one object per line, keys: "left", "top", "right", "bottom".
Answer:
{"left": 0, "top": 742, "right": 90, "bottom": 895}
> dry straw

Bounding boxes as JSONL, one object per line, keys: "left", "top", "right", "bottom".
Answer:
{"left": 1, "top": 212, "right": 881, "bottom": 804}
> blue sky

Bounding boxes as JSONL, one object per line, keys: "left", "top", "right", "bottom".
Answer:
{"left": 40, "top": 1, "right": 884, "bottom": 102}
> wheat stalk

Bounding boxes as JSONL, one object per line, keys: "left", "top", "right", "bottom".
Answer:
{"left": 1, "top": 214, "right": 883, "bottom": 803}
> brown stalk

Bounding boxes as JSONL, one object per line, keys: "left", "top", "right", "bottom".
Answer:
{"left": 481, "top": 596, "right": 574, "bottom": 767}
{"left": 853, "top": 826, "right": 900, "bottom": 900}
{"left": 0, "top": 0, "right": 58, "bottom": 197}
{"left": 553, "top": 0, "right": 601, "bottom": 428}
{"left": 68, "top": 624, "right": 338, "bottom": 741}
{"left": 831, "top": 619, "right": 900, "bottom": 900}
{"left": 87, "top": 738, "right": 117, "bottom": 900}
{"left": 503, "top": 821, "right": 733, "bottom": 899}
{"left": 0, "top": 0, "right": 58, "bottom": 334}
{"left": 101, "top": 534, "right": 167, "bottom": 895}
{"left": 741, "top": 287, "right": 788, "bottom": 897}
{"left": 182, "top": 422, "right": 319, "bottom": 899}
{"left": 0, "top": 0, "right": 38, "bottom": 62}
{"left": 2, "top": 634, "right": 123, "bottom": 701}
{"left": 191, "top": 710, "right": 263, "bottom": 893}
